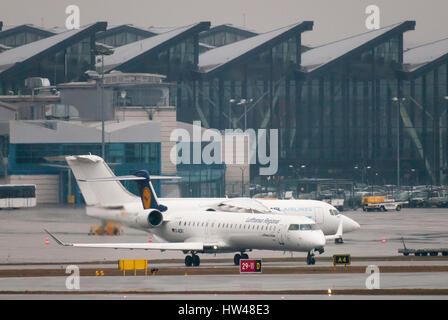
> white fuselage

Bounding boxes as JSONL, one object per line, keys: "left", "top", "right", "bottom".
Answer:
{"left": 160, "top": 198, "right": 360, "bottom": 236}
{"left": 86, "top": 205, "right": 325, "bottom": 253}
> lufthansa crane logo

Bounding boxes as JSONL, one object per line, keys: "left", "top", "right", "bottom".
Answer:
{"left": 142, "top": 186, "right": 151, "bottom": 209}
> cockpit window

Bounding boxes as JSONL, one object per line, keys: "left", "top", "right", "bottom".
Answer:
{"left": 330, "top": 209, "right": 340, "bottom": 216}
{"left": 301, "top": 224, "right": 318, "bottom": 231}
{"left": 288, "top": 224, "right": 318, "bottom": 231}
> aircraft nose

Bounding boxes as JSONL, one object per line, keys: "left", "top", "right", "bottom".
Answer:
{"left": 341, "top": 215, "right": 361, "bottom": 233}
{"left": 303, "top": 230, "right": 326, "bottom": 250}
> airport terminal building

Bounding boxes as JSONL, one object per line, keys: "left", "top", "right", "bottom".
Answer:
{"left": 0, "top": 19, "right": 447, "bottom": 203}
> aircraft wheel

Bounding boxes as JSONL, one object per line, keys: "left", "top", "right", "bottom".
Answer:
{"left": 234, "top": 254, "right": 241, "bottom": 266}
{"left": 185, "top": 255, "right": 193, "bottom": 267}
{"left": 306, "top": 257, "right": 315, "bottom": 265}
{"left": 306, "top": 252, "right": 315, "bottom": 265}
{"left": 242, "top": 253, "right": 249, "bottom": 260}
{"left": 335, "top": 238, "right": 344, "bottom": 244}
{"left": 192, "top": 254, "right": 200, "bottom": 267}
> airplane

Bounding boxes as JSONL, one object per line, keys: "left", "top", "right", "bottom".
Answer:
{"left": 45, "top": 156, "right": 360, "bottom": 243}
{"left": 159, "top": 197, "right": 360, "bottom": 244}
{"left": 46, "top": 155, "right": 327, "bottom": 266}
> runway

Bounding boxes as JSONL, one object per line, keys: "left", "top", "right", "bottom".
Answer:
{"left": 1, "top": 206, "right": 448, "bottom": 299}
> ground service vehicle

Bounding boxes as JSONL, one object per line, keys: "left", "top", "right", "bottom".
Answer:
{"left": 362, "top": 196, "right": 406, "bottom": 212}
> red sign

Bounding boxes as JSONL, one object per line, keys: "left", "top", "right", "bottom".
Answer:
{"left": 239, "top": 259, "right": 262, "bottom": 273}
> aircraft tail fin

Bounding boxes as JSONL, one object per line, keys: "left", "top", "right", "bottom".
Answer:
{"left": 78, "top": 170, "right": 168, "bottom": 211}
{"left": 65, "top": 155, "right": 138, "bottom": 206}
{"left": 131, "top": 170, "right": 167, "bottom": 212}
{"left": 66, "top": 155, "right": 173, "bottom": 211}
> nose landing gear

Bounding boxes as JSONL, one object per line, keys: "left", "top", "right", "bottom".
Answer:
{"left": 306, "top": 251, "right": 316, "bottom": 265}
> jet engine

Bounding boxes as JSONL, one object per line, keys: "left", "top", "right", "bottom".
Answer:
{"left": 136, "top": 209, "right": 164, "bottom": 228}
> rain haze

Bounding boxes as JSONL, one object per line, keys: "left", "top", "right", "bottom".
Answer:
{"left": 1, "top": 0, "right": 447, "bottom": 47}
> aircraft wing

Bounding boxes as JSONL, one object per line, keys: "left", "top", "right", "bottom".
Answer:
{"left": 44, "top": 229, "right": 203, "bottom": 251}
{"left": 324, "top": 219, "right": 343, "bottom": 241}
{"left": 77, "top": 176, "right": 181, "bottom": 182}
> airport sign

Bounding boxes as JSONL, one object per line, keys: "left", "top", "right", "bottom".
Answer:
{"left": 332, "top": 254, "right": 351, "bottom": 266}
{"left": 240, "top": 259, "right": 262, "bottom": 273}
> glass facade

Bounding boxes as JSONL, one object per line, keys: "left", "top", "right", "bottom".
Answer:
{"left": 98, "top": 31, "right": 147, "bottom": 47}
{"left": 200, "top": 31, "right": 252, "bottom": 47}
{"left": 193, "top": 26, "right": 448, "bottom": 185}
{"left": 9, "top": 142, "right": 161, "bottom": 203}
{"left": 177, "top": 163, "right": 226, "bottom": 197}
{"left": 0, "top": 35, "right": 94, "bottom": 95}
{"left": 0, "top": 30, "right": 50, "bottom": 48}
{"left": 117, "top": 33, "right": 199, "bottom": 123}
{"left": 402, "top": 62, "right": 448, "bottom": 184}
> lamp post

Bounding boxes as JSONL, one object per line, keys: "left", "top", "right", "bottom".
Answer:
{"left": 392, "top": 97, "right": 406, "bottom": 187}
{"left": 92, "top": 44, "right": 114, "bottom": 159}
{"left": 120, "top": 90, "right": 127, "bottom": 120}
{"left": 236, "top": 98, "right": 253, "bottom": 131}
{"left": 228, "top": 99, "right": 235, "bottom": 128}
{"left": 365, "top": 165, "right": 371, "bottom": 188}
{"left": 240, "top": 166, "right": 246, "bottom": 197}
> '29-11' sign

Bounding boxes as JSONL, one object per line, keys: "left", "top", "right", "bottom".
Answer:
{"left": 240, "top": 259, "right": 262, "bottom": 273}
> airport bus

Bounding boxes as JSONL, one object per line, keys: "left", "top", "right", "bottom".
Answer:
{"left": 0, "top": 184, "right": 37, "bottom": 209}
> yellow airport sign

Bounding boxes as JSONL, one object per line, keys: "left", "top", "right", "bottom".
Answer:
{"left": 332, "top": 254, "right": 351, "bottom": 266}
{"left": 118, "top": 259, "right": 148, "bottom": 276}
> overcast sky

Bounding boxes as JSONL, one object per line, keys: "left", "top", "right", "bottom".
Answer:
{"left": 1, "top": 0, "right": 447, "bottom": 47}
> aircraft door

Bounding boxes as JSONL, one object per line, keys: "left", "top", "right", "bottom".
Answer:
{"left": 314, "top": 207, "right": 324, "bottom": 224}
{"left": 277, "top": 224, "right": 286, "bottom": 246}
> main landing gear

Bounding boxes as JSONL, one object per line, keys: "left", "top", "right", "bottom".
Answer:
{"left": 233, "top": 252, "right": 249, "bottom": 266}
{"left": 184, "top": 253, "right": 200, "bottom": 267}
{"left": 306, "top": 251, "right": 316, "bottom": 265}
{"left": 335, "top": 238, "right": 344, "bottom": 244}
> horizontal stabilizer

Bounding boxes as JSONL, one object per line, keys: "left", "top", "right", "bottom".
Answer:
{"left": 78, "top": 176, "right": 146, "bottom": 182}
{"left": 78, "top": 175, "right": 181, "bottom": 182}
